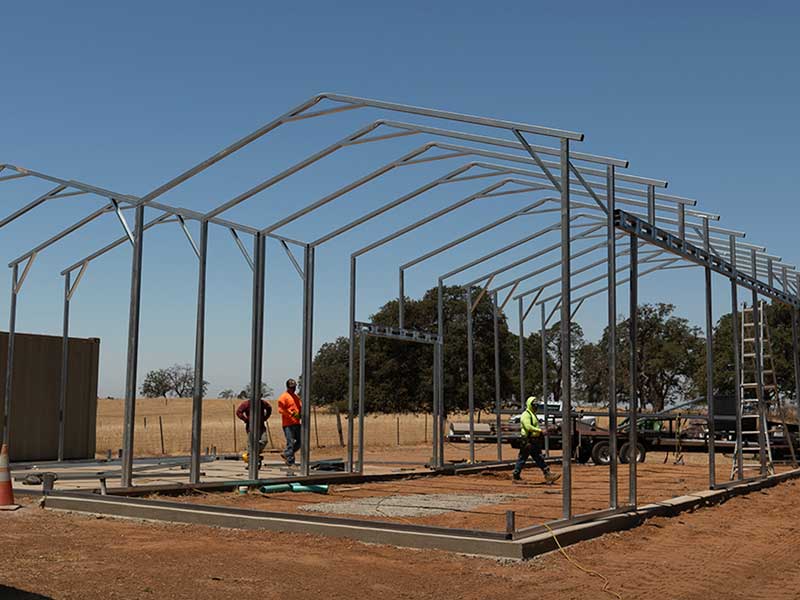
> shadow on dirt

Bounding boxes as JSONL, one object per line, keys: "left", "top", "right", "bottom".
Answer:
{"left": 0, "top": 584, "right": 53, "bottom": 599}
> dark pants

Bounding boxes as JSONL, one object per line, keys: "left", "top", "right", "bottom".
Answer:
{"left": 513, "top": 436, "right": 548, "bottom": 478}
{"left": 245, "top": 427, "right": 268, "bottom": 454}
{"left": 282, "top": 424, "right": 301, "bottom": 465}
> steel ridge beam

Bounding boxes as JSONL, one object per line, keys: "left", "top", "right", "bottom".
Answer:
{"left": 615, "top": 210, "right": 800, "bottom": 308}
{"left": 320, "top": 92, "right": 585, "bottom": 141}
{"left": 124, "top": 91, "right": 585, "bottom": 220}
{"left": 375, "top": 120, "right": 628, "bottom": 168}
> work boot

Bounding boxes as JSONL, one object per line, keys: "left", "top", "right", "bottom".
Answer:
{"left": 544, "top": 470, "right": 561, "bottom": 484}
{"left": 511, "top": 473, "right": 522, "bottom": 483}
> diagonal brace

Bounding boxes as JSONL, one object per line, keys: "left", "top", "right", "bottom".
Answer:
{"left": 281, "top": 240, "right": 304, "bottom": 280}
{"left": 230, "top": 229, "right": 254, "bottom": 271}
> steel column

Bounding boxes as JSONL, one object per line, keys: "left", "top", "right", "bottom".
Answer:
{"left": 121, "top": 204, "right": 145, "bottom": 488}
{"left": 703, "top": 219, "right": 716, "bottom": 488}
{"left": 541, "top": 303, "right": 549, "bottom": 456}
{"left": 493, "top": 292, "right": 502, "bottom": 461}
{"left": 628, "top": 234, "right": 638, "bottom": 506}
{"left": 357, "top": 328, "right": 366, "bottom": 473}
{"left": 751, "top": 250, "right": 768, "bottom": 477}
{"left": 606, "top": 165, "right": 618, "bottom": 508}
{"left": 432, "top": 338, "right": 440, "bottom": 467}
{"left": 559, "top": 138, "right": 572, "bottom": 519}
{"left": 57, "top": 272, "right": 70, "bottom": 462}
{"left": 190, "top": 220, "right": 209, "bottom": 483}
{"left": 347, "top": 257, "right": 356, "bottom": 472}
{"left": 247, "top": 233, "right": 266, "bottom": 480}
{"left": 300, "top": 244, "right": 315, "bottom": 476}
{"left": 705, "top": 261, "right": 716, "bottom": 488}
{"left": 398, "top": 270, "right": 405, "bottom": 329}
{"left": 731, "top": 235, "right": 743, "bottom": 480}
{"left": 732, "top": 280, "right": 744, "bottom": 480}
{"left": 793, "top": 309, "right": 800, "bottom": 426}
{"left": 466, "top": 287, "right": 476, "bottom": 464}
{"left": 518, "top": 298, "right": 525, "bottom": 409}
{"left": 437, "top": 280, "right": 445, "bottom": 467}
{"left": 2, "top": 265, "right": 18, "bottom": 451}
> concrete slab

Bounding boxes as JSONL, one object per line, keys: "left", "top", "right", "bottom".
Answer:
{"left": 41, "top": 466, "right": 800, "bottom": 560}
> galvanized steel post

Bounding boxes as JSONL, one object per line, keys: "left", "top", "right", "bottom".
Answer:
{"left": 730, "top": 236, "right": 743, "bottom": 480}
{"left": 190, "top": 220, "right": 209, "bottom": 483}
{"left": 466, "top": 287, "right": 476, "bottom": 464}
{"left": 121, "top": 204, "right": 145, "bottom": 488}
{"left": 703, "top": 219, "right": 716, "bottom": 488}
{"left": 357, "top": 327, "right": 366, "bottom": 473}
{"left": 347, "top": 257, "right": 356, "bottom": 472}
{"left": 58, "top": 272, "right": 70, "bottom": 462}
{"left": 559, "top": 137, "right": 572, "bottom": 519}
{"left": 628, "top": 233, "right": 638, "bottom": 506}
{"left": 793, "top": 308, "right": 800, "bottom": 426}
{"left": 606, "top": 165, "right": 618, "bottom": 508}
{"left": 300, "top": 244, "right": 315, "bottom": 476}
{"left": 751, "top": 250, "right": 768, "bottom": 477}
{"left": 437, "top": 280, "right": 445, "bottom": 467}
{"left": 493, "top": 291, "right": 502, "bottom": 461}
{"left": 248, "top": 233, "right": 266, "bottom": 480}
{"left": 2, "top": 265, "right": 18, "bottom": 451}
{"left": 518, "top": 298, "right": 525, "bottom": 409}
{"left": 541, "top": 303, "right": 549, "bottom": 456}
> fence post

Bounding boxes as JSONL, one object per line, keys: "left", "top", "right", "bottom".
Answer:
{"left": 232, "top": 405, "right": 237, "bottom": 452}
{"left": 396, "top": 416, "right": 400, "bottom": 446}
{"left": 335, "top": 406, "right": 345, "bottom": 447}
{"left": 313, "top": 405, "right": 320, "bottom": 448}
{"left": 158, "top": 415, "right": 165, "bottom": 455}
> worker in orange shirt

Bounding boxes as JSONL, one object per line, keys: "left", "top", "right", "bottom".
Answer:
{"left": 278, "top": 378, "right": 302, "bottom": 466}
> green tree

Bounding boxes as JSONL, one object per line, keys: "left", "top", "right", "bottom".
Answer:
{"left": 140, "top": 363, "right": 208, "bottom": 398}
{"left": 506, "top": 322, "right": 584, "bottom": 405}
{"left": 219, "top": 389, "right": 235, "bottom": 399}
{"left": 141, "top": 368, "right": 171, "bottom": 398}
{"left": 310, "top": 337, "right": 350, "bottom": 409}
{"left": 574, "top": 303, "right": 704, "bottom": 411}
{"left": 237, "top": 381, "right": 273, "bottom": 399}
{"left": 309, "top": 285, "right": 515, "bottom": 414}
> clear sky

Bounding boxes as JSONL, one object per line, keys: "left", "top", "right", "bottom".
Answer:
{"left": 1, "top": 1, "right": 798, "bottom": 397}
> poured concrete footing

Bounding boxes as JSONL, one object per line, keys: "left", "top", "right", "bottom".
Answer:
{"left": 43, "top": 467, "right": 800, "bottom": 560}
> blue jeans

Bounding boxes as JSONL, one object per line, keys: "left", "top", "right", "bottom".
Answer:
{"left": 513, "top": 436, "right": 548, "bottom": 478}
{"left": 282, "top": 424, "right": 301, "bottom": 465}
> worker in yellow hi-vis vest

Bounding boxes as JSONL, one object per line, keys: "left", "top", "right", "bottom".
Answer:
{"left": 512, "top": 396, "right": 561, "bottom": 484}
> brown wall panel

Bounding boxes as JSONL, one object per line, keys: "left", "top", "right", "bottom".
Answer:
{"left": 0, "top": 332, "right": 99, "bottom": 461}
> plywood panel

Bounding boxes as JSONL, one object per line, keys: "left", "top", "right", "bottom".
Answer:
{"left": 0, "top": 332, "right": 99, "bottom": 461}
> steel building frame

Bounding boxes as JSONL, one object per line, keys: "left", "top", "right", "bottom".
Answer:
{"left": 1, "top": 93, "right": 799, "bottom": 533}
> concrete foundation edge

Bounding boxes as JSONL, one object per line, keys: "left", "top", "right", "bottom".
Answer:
{"left": 43, "top": 467, "right": 800, "bottom": 560}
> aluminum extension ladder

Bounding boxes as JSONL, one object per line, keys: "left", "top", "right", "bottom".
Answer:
{"left": 731, "top": 301, "right": 775, "bottom": 478}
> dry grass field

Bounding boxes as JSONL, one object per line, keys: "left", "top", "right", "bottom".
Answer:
{"left": 96, "top": 398, "right": 436, "bottom": 457}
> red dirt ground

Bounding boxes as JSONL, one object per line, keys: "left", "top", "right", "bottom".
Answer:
{"left": 166, "top": 458, "right": 788, "bottom": 532}
{"left": 2, "top": 478, "right": 800, "bottom": 599}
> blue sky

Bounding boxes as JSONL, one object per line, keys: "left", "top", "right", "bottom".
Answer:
{"left": 1, "top": 1, "right": 798, "bottom": 397}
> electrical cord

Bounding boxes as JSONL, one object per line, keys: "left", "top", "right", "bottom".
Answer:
{"left": 542, "top": 523, "right": 623, "bottom": 600}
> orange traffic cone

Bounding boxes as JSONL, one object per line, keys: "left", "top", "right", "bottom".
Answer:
{"left": 0, "top": 444, "right": 19, "bottom": 511}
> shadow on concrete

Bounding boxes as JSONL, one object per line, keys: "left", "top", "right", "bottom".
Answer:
{"left": 0, "top": 585, "right": 53, "bottom": 599}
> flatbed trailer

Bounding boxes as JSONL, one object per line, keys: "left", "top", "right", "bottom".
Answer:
{"left": 447, "top": 410, "right": 800, "bottom": 465}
